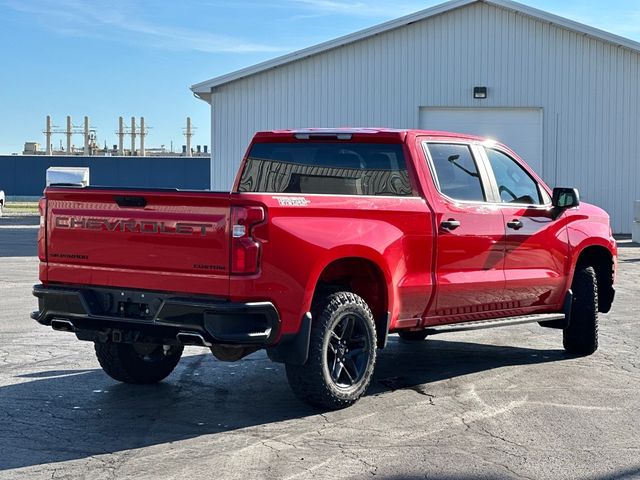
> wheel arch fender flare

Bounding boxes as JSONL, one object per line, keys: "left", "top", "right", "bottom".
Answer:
{"left": 300, "top": 245, "right": 395, "bottom": 321}
{"left": 568, "top": 239, "right": 616, "bottom": 313}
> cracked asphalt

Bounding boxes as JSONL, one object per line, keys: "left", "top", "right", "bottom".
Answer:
{"left": 1, "top": 215, "right": 639, "bottom": 480}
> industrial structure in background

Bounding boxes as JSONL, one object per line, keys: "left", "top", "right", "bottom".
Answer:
{"left": 26, "top": 116, "right": 208, "bottom": 157}
{"left": 5, "top": 115, "right": 210, "bottom": 197}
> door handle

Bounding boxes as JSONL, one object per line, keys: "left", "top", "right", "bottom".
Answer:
{"left": 440, "top": 219, "right": 461, "bottom": 230}
{"left": 506, "top": 219, "right": 524, "bottom": 230}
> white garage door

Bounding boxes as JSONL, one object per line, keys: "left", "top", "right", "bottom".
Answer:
{"left": 419, "top": 108, "right": 543, "bottom": 173}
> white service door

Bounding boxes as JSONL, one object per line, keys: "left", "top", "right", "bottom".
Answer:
{"left": 419, "top": 108, "right": 543, "bottom": 173}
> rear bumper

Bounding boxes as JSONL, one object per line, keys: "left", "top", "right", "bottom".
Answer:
{"left": 32, "top": 284, "right": 280, "bottom": 346}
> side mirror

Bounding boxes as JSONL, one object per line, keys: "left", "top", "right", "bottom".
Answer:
{"left": 552, "top": 187, "right": 580, "bottom": 209}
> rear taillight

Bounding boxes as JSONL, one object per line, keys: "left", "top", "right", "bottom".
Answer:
{"left": 231, "top": 206, "right": 265, "bottom": 274}
{"left": 38, "top": 197, "right": 47, "bottom": 261}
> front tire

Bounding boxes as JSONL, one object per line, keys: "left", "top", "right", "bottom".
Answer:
{"left": 563, "top": 266, "right": 598, "bottom": 355}
{"left": 285, "top": 292, "right": 377, "bottom": 410}
{"left": 94, "top": 342, "right": 183, "bottom": 384}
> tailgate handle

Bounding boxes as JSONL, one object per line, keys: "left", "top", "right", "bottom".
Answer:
{"left": 114, "top": 196, "right": 147, "bottom": 208}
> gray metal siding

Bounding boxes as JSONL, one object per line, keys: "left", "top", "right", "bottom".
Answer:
{"left": 210, "top": 2, "right": 640, "bottom": 232}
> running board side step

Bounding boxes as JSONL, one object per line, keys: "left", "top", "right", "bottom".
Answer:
{"left": 424, "top": 313, "right": 567, "bottom": 335}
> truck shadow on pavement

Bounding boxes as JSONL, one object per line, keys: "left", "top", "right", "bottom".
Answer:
{"left": 1, "top": 337, "right": 574, "bottom": 471}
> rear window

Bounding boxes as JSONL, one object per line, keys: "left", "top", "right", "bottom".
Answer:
{"left": 237, "top": 142, "right": 412, "bottom": 196}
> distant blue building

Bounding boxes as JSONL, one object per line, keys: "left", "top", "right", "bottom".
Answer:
{"left": 0, "top": 155, "right": 211, "bottom": 197}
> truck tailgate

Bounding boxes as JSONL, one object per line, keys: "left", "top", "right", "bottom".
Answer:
{"left": 43, "top": 188, "right": 231, "bottom": 296}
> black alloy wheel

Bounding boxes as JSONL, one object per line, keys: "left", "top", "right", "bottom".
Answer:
{"left": 327, "top": 313, "right": 372, "bottom": 388}
{"left": 285, "top": 292, "right": 377, "bottom": 409}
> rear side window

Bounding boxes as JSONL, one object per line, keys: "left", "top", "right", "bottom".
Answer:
{"left": 237, "top": 142, "right": 412, "bottom": 196}
{"left": 485, "top": 148, "right": 543, "bottom": 205}
{"left": 426, "top": 143, "right": 485, "bottom": 202}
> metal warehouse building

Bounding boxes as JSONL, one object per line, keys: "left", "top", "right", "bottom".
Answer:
{"left": 191, "top": 0, "right": 640, "bottom": 233}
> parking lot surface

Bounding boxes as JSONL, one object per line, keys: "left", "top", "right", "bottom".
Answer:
{"left": 1, "top": 216, "right": 639, "bottom": 480}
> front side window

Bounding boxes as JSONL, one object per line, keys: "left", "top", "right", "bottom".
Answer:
{"left": 238, "top": 142, "right": 412, "bottom": 196}
{"left": 485, "top": 148, "right": 543, "bottom": 205}
{"left": 426, "top": 143, "right": 485, "bottom": 202}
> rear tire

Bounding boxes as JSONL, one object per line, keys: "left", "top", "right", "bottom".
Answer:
{"left": 563, "top": 266, "right": 598, "bottom": 355}
{"left": 285, "top": 292, "right": 377, "bottom": 410}
{"left": 398, "top": 330, "right": 428, "bottom": 342}
{"left": 94, "top": 342, "right": 183, "bottom": 384}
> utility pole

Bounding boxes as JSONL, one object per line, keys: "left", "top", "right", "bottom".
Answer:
{"left": 184, "top": 117, "right": 194, "bottom": 157}
{"left": 83, "top": 116, "right": 90, "bottom": 155}
{"left": 45, "top": 115, "right": 52, "bottom": 155}
{"left": 140, "top": 116, "right": 146, "bottom": 156}
{"left": 66, "top": 115, "right": 72, "bottom": 153}
{"left": 118, "top": 116, "right": 124, "bottom": 155}
{"left": 131, "top": 116, "right": 136, "bottom": 156}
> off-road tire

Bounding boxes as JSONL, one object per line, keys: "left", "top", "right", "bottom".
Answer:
{"left": 563, "top": 266, "right": 598, "bottom": 355}
{"left": 94, "top": 342, "right": 183, "bottom": 384}
{"left": 285, "top": 292, "right": 377, "bottom": 410}
{"left": 398, "top": 330, "right": 429, "bottom": 342}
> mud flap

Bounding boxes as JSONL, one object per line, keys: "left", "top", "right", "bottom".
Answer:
{"left": 267, "top": 313, "right": 312, "bottom": 365}
{"left": 539, "top": 290, "right": 572, "bottom": 329}
{"left": 377, "top": 312, "right": 391, "bottom": 349}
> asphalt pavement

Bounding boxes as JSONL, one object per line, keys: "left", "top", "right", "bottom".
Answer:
{"left": 1, "top": 215, "right": 639, "bottom": 480}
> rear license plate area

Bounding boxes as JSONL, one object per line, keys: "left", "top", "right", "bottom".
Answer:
{"left": 118, "top": 301, "right": 150, "bottom": 319}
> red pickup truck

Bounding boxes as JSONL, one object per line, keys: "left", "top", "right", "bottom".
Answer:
{"left": 32, "top": 129, "right": 616, "bottom": 409}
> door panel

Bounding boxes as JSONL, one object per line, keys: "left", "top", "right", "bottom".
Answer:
{"left": 430, "top": 203, "right": 506, "bottom": 318}
{"left": 482, "top": 147, "right": 570, "bottom": 311}
{"left": 501, "top": 207, "right": 570, "bottom": 309}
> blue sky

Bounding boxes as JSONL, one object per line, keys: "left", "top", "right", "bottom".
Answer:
{"left": 1, "top": 0, "right": 639, "bottom": 155}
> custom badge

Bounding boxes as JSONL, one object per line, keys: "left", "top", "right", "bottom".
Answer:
{"left": 272, "top": 196, "right": 311, "bottom": 207}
